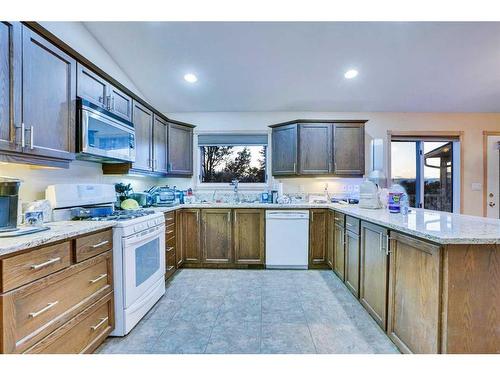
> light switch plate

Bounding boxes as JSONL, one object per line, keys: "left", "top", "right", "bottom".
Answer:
{"left": 471, "top": 182, "right": 482, "bottom": 191}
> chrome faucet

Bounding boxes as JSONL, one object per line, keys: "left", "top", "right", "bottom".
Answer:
{"left": 230, "top": 179, "right": 240, "bottom": 203}
{"left": 212, "top": 189, "right": 218, "bottom": 202}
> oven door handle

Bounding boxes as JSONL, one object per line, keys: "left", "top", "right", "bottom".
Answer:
{"left": 122, "top": 225, "right": 165, "bottom": 248}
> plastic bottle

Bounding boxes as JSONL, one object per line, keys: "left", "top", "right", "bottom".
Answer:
{"left": 400, "top": 193, "right": 409, "bottom": 215}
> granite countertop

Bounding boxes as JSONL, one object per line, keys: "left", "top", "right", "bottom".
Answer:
{"left": 2, "top": 202, "right": 498, "bottom": 259}
{"left": 0, "top": 221, "right": 115, "bottom": 258}
{"left": 153, "top": 202, "right": 500, "bottom": 245}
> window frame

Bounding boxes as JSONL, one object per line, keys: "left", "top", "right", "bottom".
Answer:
{"left": 195, "top": 131, "right": 271, "bottom": 190}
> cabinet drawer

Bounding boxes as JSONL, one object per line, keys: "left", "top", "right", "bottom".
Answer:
{"left": 166, "top": 250, "right": 176, "bottom": 278}
{"left": 75, "top": 229, "right": 113, "bottom": 262}
{"left": 165, "top": 225, "right": 176, "bottom": 241}
{"left": 164, "top": 211, "right": 176, "bottom": 224}
{"left": 166, "top": 236, "right": 176, "bottom": 248}
{"left": 0, "top": 251, "right": 112, "bottom": 353}
{"left": 1, "top": 241, "right": 71, "bottom": 293}
{"left": 346, "top": 216, "right": 360, "bottom": 235}
{"left": 24, "top": 292, "right": 114, "bottom": 354}
{"left": 334, "top": 211, "right": 345, "bottom": 225}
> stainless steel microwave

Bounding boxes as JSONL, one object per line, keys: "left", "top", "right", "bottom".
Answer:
{"left": 76, "top": 99, "right": 136, "bottom": 163}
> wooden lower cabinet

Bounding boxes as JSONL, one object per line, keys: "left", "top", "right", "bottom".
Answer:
{"left": 24, "top": 292, "right": 114, "bottom": 354}
{"left": 233, "top": 209, "right": 265, "bottom": 265}
{"left": 0, "top": 229, "right": 114, "bottom": 354}
{"left": 326, "top": 211, "right": 334, "bottom": 269}
{"left": 201, "top": 209, "right": 232, "bottom": 264}
{"left": 164, "top": 211, "right": 177, "bottom": 280}
{"left": 387, "top": 232, "right": 441, "bottom": 354}
{"left": 309, "top": 209, "right": 329, "bottom": 268}
{"left": 359, "top": 221, "right": 389, "bottom": 329}
{"left": 333, "top": 214, "right": 345, "bottom": 280}
{"left": 344, "top": 227, "right": 360, "bottom": 298}
{"left": 180, "top": 209, "right": 201, "bottom": 264}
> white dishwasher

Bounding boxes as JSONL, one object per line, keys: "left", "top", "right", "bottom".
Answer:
{"left": 265, "top": 210, "right": 309, "bottom": 269}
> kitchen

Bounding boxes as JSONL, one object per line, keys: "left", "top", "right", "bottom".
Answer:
{"left": 1, "top": 4, "right": 500, "bottom": 369}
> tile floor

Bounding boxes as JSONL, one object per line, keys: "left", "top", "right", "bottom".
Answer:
{"left": 97, "top": 269, "right": 400, "bottom": 354}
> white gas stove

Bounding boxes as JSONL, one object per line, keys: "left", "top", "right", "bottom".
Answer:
{"left": 46, "top": 183, "right": 166, "bottom": 336}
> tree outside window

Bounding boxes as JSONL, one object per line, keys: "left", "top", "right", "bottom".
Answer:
{"left": 201, "top": 145, "right": 266, "bottom": 183}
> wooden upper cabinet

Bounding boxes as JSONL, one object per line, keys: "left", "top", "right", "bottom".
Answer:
{"left": 309, "top": 209, "right": 329, "bottom": 268}
{"left": 0, "top": 22, "right": 21, "bottom": 153}
{"left": 233, "top": 209, "right": 265, "bottom": 265}
{"left": 153, "top": 114, "right": 168, "bottom": 174}
{"left": 108, "top": 85, "right": 132, "bottom": 122}
{"left": 76, "top": 63, "right": 108, "bottom": 108}
{"left": 333, "top": 123, "right": 365, "bottom": 175}
{"left": 201, "top": 209, "right": 232, "bottom": 264}
{"left": 387, "top": 232, "right": 441, "bottom": 354}
{"left": 359, "top": 221, "right": 389, "bottom": 329}
{"left": 271, "top": 124, "right": 298, "bottom": 175}
{"left": 270, "top": 120, "right": 365, "bottom": 176}
{"left": 181, "top": 209, "right": 201, "bottom": 264}
{"left": 298, "top": 123, "right": 332, "bottom": 174}
{"left": 76, "top": 63, "right": 132, "bottom": 122}
{"left": 21, "top": 25, "right": 76, "bottom": 160}
{"left": 132, "top": 101, "right": 153, "bottom": 171}
{"left": 167, "top": 123, "right": 193, "bottom": 175}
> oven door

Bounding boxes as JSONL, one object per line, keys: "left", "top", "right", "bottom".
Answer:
{"left": 81, "top": 104, "right": 136, "bottom": 162}
{"left": 122, "top": 224, "right": 165, "bottom": 308}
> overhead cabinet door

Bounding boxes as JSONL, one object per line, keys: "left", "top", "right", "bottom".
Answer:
{"left": 167, "top": 123, "right": 193, "bottom": 175}
{"left": 108, "top": 85, "right": 133, "bottom": 122}
{"left": 21, "top": 26, "right": 76, "bottom": 160}
{"left": 333, "top": 123, "right": 365, "bottom": 175}
{"left": 132, "top": 101, "right": 153, "bottom": 171}
{"left": 76, "top": 63, "right": 108, "bottom": 109}
{"left": 298, "top": 123, "right": 332, "bottom": 174}
{"left": 77, "top": 63, "right": 133, "bottom": 122}
{"left": 0, "top": 22, "right": 21, "bottom": 153}
{"left": 153, "top": 115, "right": 168, "bottom": 174}
{"left": 271, "top": 124, "right": 298, "bottom": 175}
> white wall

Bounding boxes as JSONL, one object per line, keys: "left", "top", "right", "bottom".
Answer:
{"left": 167, "top": 111, "right": 500, "bottom": 217}
{"left": 40, "top": 22, "right": 147, "bottom": 101}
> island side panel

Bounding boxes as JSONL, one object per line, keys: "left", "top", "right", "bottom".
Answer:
{"left": 441, "top": 244, "right": 499, "bottom": 353}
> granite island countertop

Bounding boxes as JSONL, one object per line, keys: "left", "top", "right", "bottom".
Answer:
{"left": 0, "top": 221, "right": 115, "bottom": 258}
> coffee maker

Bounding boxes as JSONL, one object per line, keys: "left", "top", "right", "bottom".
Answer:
{"left": 0, "top": 177, "right": 21, "bottom": 232}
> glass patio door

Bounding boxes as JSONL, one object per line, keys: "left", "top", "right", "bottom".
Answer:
{"left": 391, "top": 139, "right": 457, "bottom": 213}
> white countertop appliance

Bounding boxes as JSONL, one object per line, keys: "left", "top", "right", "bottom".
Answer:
{"left": 46, "top": 183, "right": 165, "bottom": 336}
{"left": 359, "top": 180, "right": 382, "bottom": 209}
{"left": 265, "top": 210, "right": 309, "bottom": 269}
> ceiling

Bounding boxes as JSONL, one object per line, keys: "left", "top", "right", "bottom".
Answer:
{"left": 83, "top": 22, "right": 500, "bottom": 113}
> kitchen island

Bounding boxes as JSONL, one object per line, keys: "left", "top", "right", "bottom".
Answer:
{"left": 1, "top": 203, "right": 498, "bottom": 354}
{"left": 151, "top": 202, "right": 499, "bottom": 354}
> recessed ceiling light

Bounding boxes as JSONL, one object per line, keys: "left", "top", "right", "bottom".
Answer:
{"left": 344, "top": 69, "right": 358, "bottom": 79}
{"left": 184, "top": 73, "right": 198, "bottom": 83}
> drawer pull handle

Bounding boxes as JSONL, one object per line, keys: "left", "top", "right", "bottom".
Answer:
{"left": 29, "top": 301, "right": 58, "bottom": 318}
{"left": 166, "top": 247, "right": 174, "bottom": 252}
{"left": 166, "top": 266, "right": 175, "bottom": 271}
{"left": 89, "top": 273, "right": 108, "bottom": 284}
{"left": 30, "top": 257, "right": 61, "bottom": 270}
{"left": 92, "top": 240, "right": 109, "bottom": 248}
{"left": 165, "top": 217, "right": 174, "bottom": 221}
{"left": 166, "top": 230, "right": 174, "bottom": 235}
{"left": 91, "top": 317, "right": 109, "bottom": 331}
